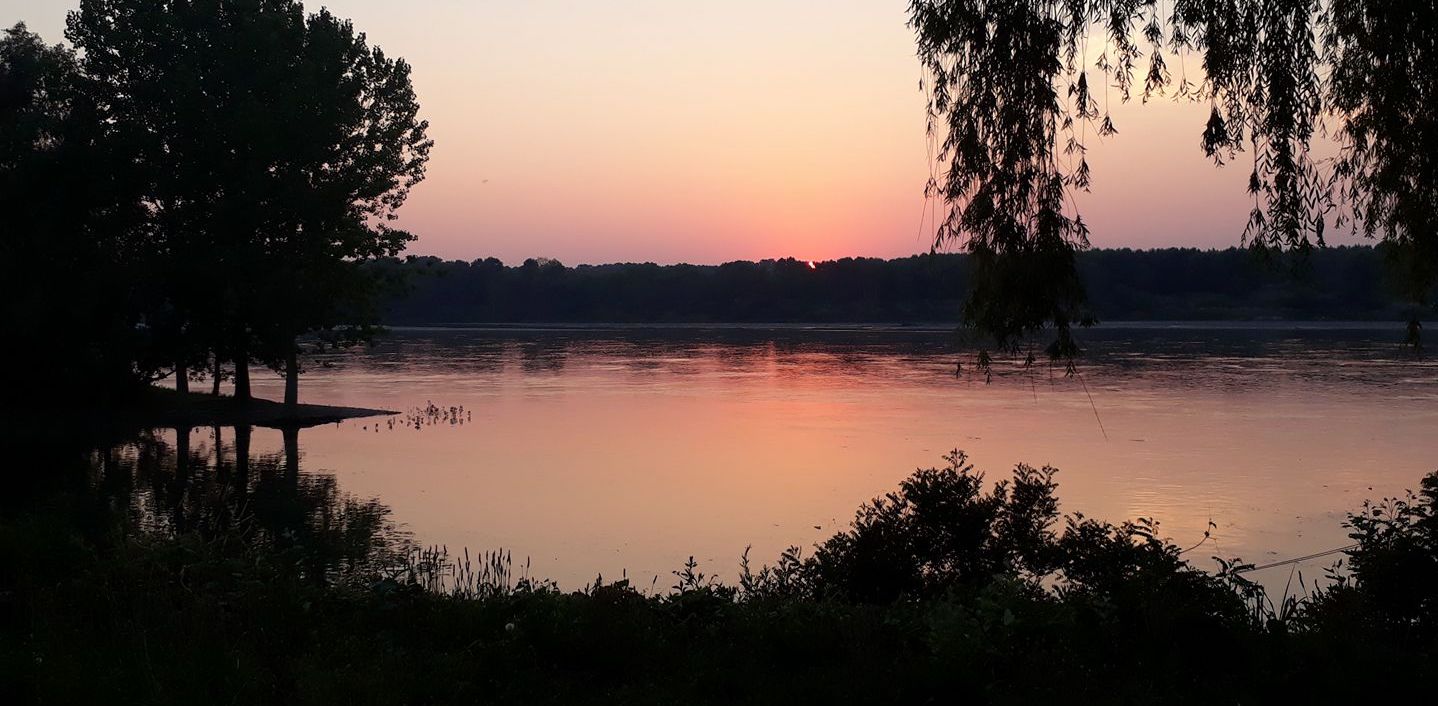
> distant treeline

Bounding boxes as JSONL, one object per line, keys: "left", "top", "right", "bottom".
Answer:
{"left": 378, "top": 245, "right": 1425, "bottom": 325}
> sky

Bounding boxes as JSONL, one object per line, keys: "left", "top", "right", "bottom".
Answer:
{"left": 5, "top": 0, "right": 1296, "bottom": 265}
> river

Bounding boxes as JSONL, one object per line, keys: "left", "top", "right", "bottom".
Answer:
{"left": 138, "top": 322, "right": 1438, "bottom": 590}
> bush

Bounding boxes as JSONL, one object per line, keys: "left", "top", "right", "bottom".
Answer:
{"left": 6, "top": 446, "right": 1438, "bottom": 703}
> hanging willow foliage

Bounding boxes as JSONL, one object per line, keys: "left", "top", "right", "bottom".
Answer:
{"left": 911, "top": 0, "right": 1438, "bottom": 363}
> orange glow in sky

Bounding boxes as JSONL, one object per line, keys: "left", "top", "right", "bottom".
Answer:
{"left": 3, "top": 0, "right": 1361, "bottom": 264}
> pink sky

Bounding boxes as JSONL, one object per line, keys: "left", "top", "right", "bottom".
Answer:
{"left": 6, "top": 0, "right": 1334, "bottom": 264}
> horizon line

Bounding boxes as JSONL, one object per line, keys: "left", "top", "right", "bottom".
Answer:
{"left": 396, "top": 243, "right": 1383, "bottom": 269}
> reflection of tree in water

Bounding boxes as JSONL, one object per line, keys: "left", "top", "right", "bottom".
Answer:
{"left": 709, "top": 341, "right": 772, "bottom": 372}
{"left": 91, "top": 426, "right": 409, "bottom": 588}
{"left": 517, "top": 340, "right": 568, "bottom": 373}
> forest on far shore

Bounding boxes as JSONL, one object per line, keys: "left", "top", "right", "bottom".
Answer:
{"left": 378, "top": 245, "right": 1428, "bottom": 325}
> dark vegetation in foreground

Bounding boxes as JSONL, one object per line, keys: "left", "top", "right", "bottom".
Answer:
{"left": 380, "top": 245, "right": 1429, "bottom": 326}
{"left": 5, "top": 437, "right": 1436, "bottom": 704}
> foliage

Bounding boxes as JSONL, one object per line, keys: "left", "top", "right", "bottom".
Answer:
{"left": 2, "top": 2, "right": 430, "bottom": 408}
{"left": 0, "top": 23, "right": 150, "bottom": 403}
{"left": 910, "top": 0, "right": 1438, "bottom": 359}
{"left": 7, "top": 441, "right": 1437, "bottom": 703}
{"left": 800, "top": 451, "right": 1060, "bottom": 602}
{"left": 911, "top": 0, "right": 1096, "bottom": 361}
{"left": 1302, "top": 472, "right": 1438, "bottom": 638}
{"left": 1326, "top": 0, "right": 1438, "bottom": 342}
{"left": 66, "top": 0, "right": 431, "bottom": 385}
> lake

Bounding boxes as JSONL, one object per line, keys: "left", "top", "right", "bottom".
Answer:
{"left": 145, "top": 323, "right": 1438, "bottom": 590}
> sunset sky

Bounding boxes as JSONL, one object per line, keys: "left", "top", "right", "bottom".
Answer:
{"left": 6, "top": 0, "right": 1306, "bottom": 264}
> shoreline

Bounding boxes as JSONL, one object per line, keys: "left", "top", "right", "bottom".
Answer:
{"left": 382, "top": 319, "right": 1429, "bottom": 334}
{"left": 112, "top": 388, "right": 397, "bottom": 430}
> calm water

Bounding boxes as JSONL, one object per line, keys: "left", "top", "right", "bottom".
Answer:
{"left": 161, "top": 323, "right": 1438, "bottom": 589}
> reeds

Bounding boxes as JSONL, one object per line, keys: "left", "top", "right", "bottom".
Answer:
{"left": 400, "top": 545, "right": 554, "bottom": 598}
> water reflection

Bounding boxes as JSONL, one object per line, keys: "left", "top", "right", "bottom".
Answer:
{"left": 231, "top": 324, "right": 1438, "bottom": 591}
{"left": 89, "top": 425, "right": 407, "bottom": 588}
{"left": 519, "top": 340, "right": 568, "bottom": 374}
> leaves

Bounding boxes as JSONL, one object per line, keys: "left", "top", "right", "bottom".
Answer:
{"left": 911, "top": 1, "right": 1438, "bottom": 356}
{"left": 61, "top": 0, "right": 433, "bottom": 379}
{"left": 911, "top": 1, "right": 1095, "bottom": 368}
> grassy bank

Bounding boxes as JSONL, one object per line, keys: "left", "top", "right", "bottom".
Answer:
{"left": 3, "top": 449, "right": 1436, "bottom": 704}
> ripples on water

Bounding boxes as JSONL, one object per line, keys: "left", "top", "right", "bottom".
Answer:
{"left": 126, "top": 323, "right": 1438, "bottom": 592}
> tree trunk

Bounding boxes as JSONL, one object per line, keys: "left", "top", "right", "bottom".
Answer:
{"left": 235, "top": 424, "right": 252, "bottom": 489}
{"left": 173, "top": 426, "right": 192, "bottom": 531}
{"left": 213, "top": 424, "right": 225, "bottom": 482}
{"left": 282, "top": 426, "right": 300, "bottom": 484}
{"left": 284, "top": 346, "right": 299, "bottom": 407}
{"left": 175, "top": 426, "right": 191, "bottom": 479}
{"left": 212, "top": 356, "right": 222, "bottom": 396}
{"left": 234, "top": 351, "right": 251, "bottom": 403}
{"left": 176, "top": 362, "right": 189, "bottom": 395}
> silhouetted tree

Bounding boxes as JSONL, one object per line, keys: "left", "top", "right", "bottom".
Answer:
{"left": 910, "top": 0, "right": 1438, "bottom": 362}
{"left": 0, "top": 23, "right": 149, "bottom": 404}
{"left": 239, "top": 7, "right": 431, "bottom": 407}
{"left": 66, "top": 0, "right": 431, "bottom": 405}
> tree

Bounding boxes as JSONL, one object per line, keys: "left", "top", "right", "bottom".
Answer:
{"left": 66, "top": 0, "right": 262, "bottom": 399}
{"left": 244, "top": 6, "right": 431, "bottom": 407}
{"left": 66, "top": 0, "right": 431, "bottom": 405}
{"left": 909, "top": 0, "right": 1438, "bottom": 365}
{"left": 0, "top": 23, "right": 149, "bottom": 405}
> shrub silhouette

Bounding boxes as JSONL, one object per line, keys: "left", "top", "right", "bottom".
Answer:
{"left": 754, "top": 450, "right": 1247, "bottom": 620}
{"left": 799, "top": 451, "right": 1060, "bottom": 602}
{"left": 1304, "top": 472, "right": 1438, "bottom": 638}
{"left": 12, "top": 441, "right": 1438, "bottom": 703}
